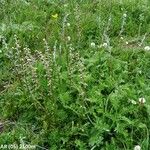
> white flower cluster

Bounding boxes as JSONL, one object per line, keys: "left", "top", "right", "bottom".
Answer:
{"left": 90, "top": 42, "right": 109, "bottom": 49}
{"left": 129, "top": 97, "right": 146, "bottom": 105}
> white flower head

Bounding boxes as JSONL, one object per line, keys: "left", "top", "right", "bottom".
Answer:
{"left": 126, "top": 41, "right": 129, "bottom": 45}
{"left": 139, "top": 97, "right": 146, "bottom": 104}
{"left": 102, "top": 42, "right": 108, "bottom": 48}
{"left": 90, "top": 42, "right": 96, "bottom": 48}
{"left": 120, "top": 37, "right": 124, "bottom": 40}
{"left": 134, "top": 145, "right": 141, "bottom": 150}
{"left": 66, "top": 23, "right": 70, "bottom": 27}
{"left": 144, "top": 46, "right": 150, "bottom": 51}
{"left": 123, "top": 13, "right": 127, "bottom": 18}
{"left": 67, "top": 36, "right": 71, "bottom": 41}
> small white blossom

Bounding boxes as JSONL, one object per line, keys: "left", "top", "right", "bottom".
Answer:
{"left": 123, "top": 13, "right": 127, "bottom": 18}
{"left": 66, "top": 23, "right": 70, "bottom": 27}
{"left": 134, "top": 145, "right": 141, "bottom": 150}
{"left": 0, "top": 50, "right": 2, "bottom": 53}
{"left": 120, "top": 37, "right": 124, "bottom": 40}
{"left": 90, "top": 42, "right": 96, "bottom": 48}
{"left": 67, "top": 36, "right": 71, "bottom": 41}
{"left": 139, "top": 97, "right": 146, "bottom": 104}
{"left": 102, "top": 42, "right": 108, "bottom": 48}
{"left": 144, "top": 46, "right": 150, "bottom": 51}
{"left": 126, "top": 41, "right": 128, "bottom": 45}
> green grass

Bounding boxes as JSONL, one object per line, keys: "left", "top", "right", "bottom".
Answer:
{"left": 0, "top": 0, "right": 150, "bottom": 149}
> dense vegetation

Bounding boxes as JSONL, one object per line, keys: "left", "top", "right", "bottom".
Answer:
{"left": 0, "top": 0, "right": 150, "bottom": 149}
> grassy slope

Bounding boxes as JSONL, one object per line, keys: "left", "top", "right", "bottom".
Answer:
{"left": 0, "top": 0, "right": 150, "bottom": 149}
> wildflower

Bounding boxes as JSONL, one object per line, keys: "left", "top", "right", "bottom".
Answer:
{"left": 67, "top": 36, "right": 71, "bottom": 41}
{"left": 123, "top": 13, "right": 127, "bottom": 18}
{"left": 126, "top": 41, "right": 128, "bottom": 45}
{"left": 120, "top": 37, "right": 124, "bottom": 40}
{"left": 90, "top": 42, "right": 96, "bottom": 48}
{"left": 52, "top": 13, "right": 58, "bottom": 19}
{"left": 134, "top": 145, "right": 141, "bottom": 150}
{"left": 66, "top": 23, "right": 70, "bottom": 27}
{"left": 0, "top": 50, "right": 2, "bottom": 53}
{"left": 139, "top": 97, "right": 146, "bottom": 104}
{"left": 144, "top": 46, "right": 150, "bottom": 51}
{"left": 102, "top": 42, "right": 108, "bottom": 48}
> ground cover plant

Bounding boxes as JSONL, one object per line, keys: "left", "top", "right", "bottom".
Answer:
{"left": 0, "top": 0, "right": 150, "bottom": 149}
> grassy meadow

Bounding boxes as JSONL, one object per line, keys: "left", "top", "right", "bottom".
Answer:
{"left": 0, "top": 0, "right": 150, "bottom": 149}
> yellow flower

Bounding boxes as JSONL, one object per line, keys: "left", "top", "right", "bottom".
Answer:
{"left": 52, "top": 13, "right": 58, "bottom": 19}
